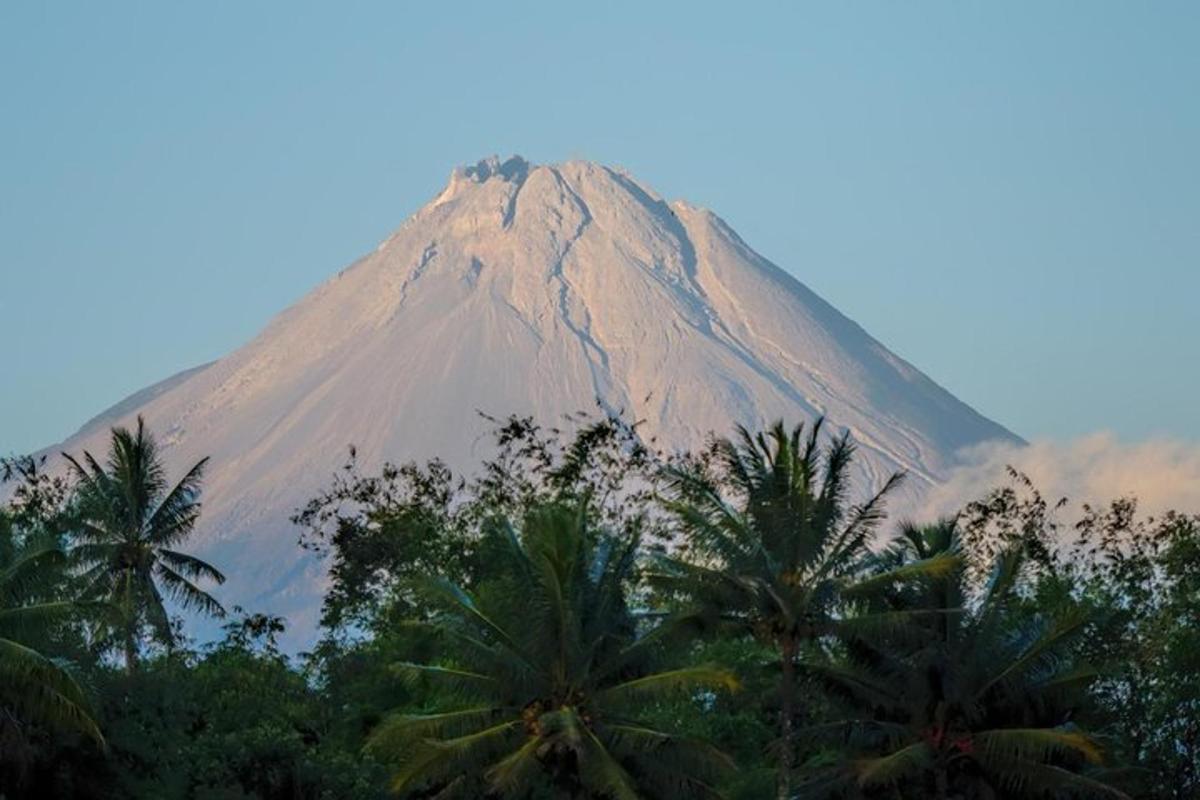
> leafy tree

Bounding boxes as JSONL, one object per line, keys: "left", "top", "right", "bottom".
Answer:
{"left": 54, "top": 610, "right": 387, "bottom": 800}
{"left": 635, "top": 636, "right": 778, "bottom": 800}
{"left": 961, "top": 475, "right": 1200, "bottom": 799}
{"left": 65, "top": 416, "right": 225, "bottom": 671}
{"left": 650, "top": 420, "right": 915, "bottom": 800}
{"left": 3, "top": 409, "right": 1195, "bottom": 798}
{"left": 1030, "top": 503, "right": 1200, "bottom": 800}
{"left": 367, "top": 501, "right": 737, "bottom": 799}
{"left": 955, "top": 472, "right": 1200, "bottom": 799}
{"left": 295, "top": 411, "right": 668, "bottom": 636}
{"left": 804, "top": 520, "right": 1128, "bottom": 799}
{"left": 1, "top": 455, "right": 76, "bottom": 536}
{"left": 180, "top": 610, "right": 387, "bottom": 800}
{"left": 295, "top": 455, "right": 470, "bottom": 633}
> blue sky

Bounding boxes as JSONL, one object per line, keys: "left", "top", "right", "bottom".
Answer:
{"left": 2, "top": 1, "right": 1197, "bottom": 455}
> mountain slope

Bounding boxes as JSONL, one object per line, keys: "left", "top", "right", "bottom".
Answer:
{"left": 36, "top": 155, "right": 1018, "bottom": 640}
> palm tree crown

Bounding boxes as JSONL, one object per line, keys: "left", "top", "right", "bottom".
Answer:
{"left": 368, "top": 501, "right": 738, "bottom": 799}
{"left": 655, "top": 420, "right": 905, "bottom": 639}
{"left": 651, "top": 420, "right": 906, "bottom": 799}
{"left": 803, "top": 520, "right": 1129, "bottom": 799}
{"left": 66, "top": 416, "right": 224, "bottom": 670}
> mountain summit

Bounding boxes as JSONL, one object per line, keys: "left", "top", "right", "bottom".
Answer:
{"left": 39, "top": 156, "right": 1017, "bottom": 638}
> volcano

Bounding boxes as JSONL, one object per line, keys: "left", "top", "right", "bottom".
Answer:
{"left": 35, "top": 155, "right": 1018, "bottom": 641}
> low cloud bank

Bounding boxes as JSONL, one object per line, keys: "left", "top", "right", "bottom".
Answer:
{"left": 921, "top": 433, "right": 1200, "bottom": 520}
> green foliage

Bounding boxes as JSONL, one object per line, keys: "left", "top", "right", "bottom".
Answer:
{"left": 635, "top": 636, "right": 777, "bottom": 799}
{"left": 650, "top": 419, "right": 905, "bottom": 799}
{"left": 801, "top": 520, "right": 1127, "bottom": 799}
{"left": 961, "top": 476, "right": 1200, "bottom": 800}
{"left": 294, "top": 411, "right": 668, "bottom": 636}
{"left": 0, "top": 510, "right": 103, "bottom": 784}
{"left": 2, "top": 414, "right": 1198, "bottom": 799}
{"left": 173, "top": 612, "right": 385, "bottom": 799}
{"left": 366, "top": 501, "right": 738, "bottom": 799}
{"left": 66, "top": 416, "right": 226, "bottom": 669}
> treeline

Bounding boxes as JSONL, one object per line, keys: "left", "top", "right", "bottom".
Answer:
{"left": 1, "top": 412, "right": 1198, "bottom": 799}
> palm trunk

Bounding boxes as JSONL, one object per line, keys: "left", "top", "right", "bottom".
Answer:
{"left": 124, "top": 619, "right": 139, "bottom": 672}
{"left": 778, "top": 632, "right": 797, "bottom": 800}
{"left": 123, "top": 571, "right": 138, "bottom": 673}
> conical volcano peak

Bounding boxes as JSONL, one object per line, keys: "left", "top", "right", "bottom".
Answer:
{"left": 424, "top": 156, "right": 684, "bottom": 252}
{"left": 432, "top": 154, "right": 532, "bottom": 212}
{"left": 34, "top": 154, "right": 1019, "bottom": 644}
{"left": 443, "top": 156, "right": 665, "bottom": 204}
{"left": 453, "top": 154, "right": 531, "bottom": 185}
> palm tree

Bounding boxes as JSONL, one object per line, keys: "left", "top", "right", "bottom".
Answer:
{"left": 0, "top": 512, "right": 103, "bottom": 756}
{"left": 65, "top": 416, "right": 224, "bottom": 671}
{"left": 650, "top": 420, "right": 941, "bottom": 800}
{"left": 801, "top": 520, "right": 1129, "bottom": 799}
{"left": 367, "top": 501, "right": 738, "bottom": 799}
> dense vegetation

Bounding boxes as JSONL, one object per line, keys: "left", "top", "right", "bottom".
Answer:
{"left": 1, "top": 412, "right": 1197, "bottom": 799}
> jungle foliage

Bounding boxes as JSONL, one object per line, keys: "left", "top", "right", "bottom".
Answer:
{"left": 1, "top": 412, "right": 1196, "bottom": 799}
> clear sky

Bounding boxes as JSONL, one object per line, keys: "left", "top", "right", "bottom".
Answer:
{"left": 2, "top": 1, "right": 1197, "bottom": 455}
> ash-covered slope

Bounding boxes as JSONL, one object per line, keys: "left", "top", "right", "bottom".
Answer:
{"left": 41, "top": 156, "right": 1017, "bottom": 639}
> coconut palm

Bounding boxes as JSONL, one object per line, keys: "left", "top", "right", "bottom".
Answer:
{"left": 649, "top": 420, "right": 956, "bottom": 800}
{"left": 0, "top": 512, "right": 102, "bottom": 756}
{"left": 65, "top": 416, "right": 224, "bottom": 671}
{"left": 801, "top": 520, "right": 1129, "bottom": 799}
{"left": 367, "top": 500, "right": 738, "bottom": 799}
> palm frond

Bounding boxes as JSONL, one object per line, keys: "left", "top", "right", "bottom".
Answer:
{"left": 852, "top": 741, "right": 933, "bottom": 788}
{"left": 986, "top": 757, "right": 1132, "bottom": 799}
{"left": 154, "top": 562, "right": 225, "bottom": 619}
{"left": 413, "top": 576, "right": 538, "bottom": 672}
{"left": 844, "top": 551, "right": 963, "bottom": 598}
{"left": 976, "top": 727, "right": 1104, "bottom": 765}
{"left": 156, "top": 548, "right": 225, "bottom": 584}
{"left": 144, "top": 457, "right": 208, "bottom": 546}
{"left": 597, "top": 665, "right": 739, "bottom": 705}
{"left": 0, "top": 637, "right": 103, "bottom": 745}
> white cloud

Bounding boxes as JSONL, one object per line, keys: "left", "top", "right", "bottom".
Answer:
{"left": 920, "top": 433, "right": 1200, "bottom": 519}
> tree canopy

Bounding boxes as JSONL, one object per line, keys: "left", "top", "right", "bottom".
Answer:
{"left": 0, "top": 412, "right": 1192, "bottom": 799}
